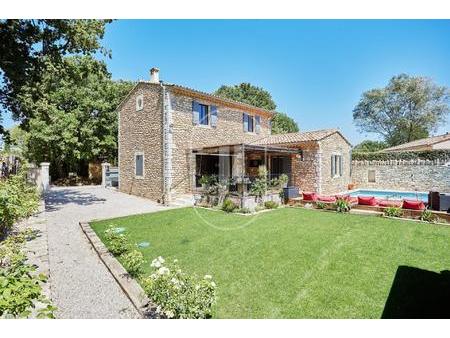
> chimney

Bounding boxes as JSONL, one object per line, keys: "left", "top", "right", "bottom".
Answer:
{"left": 150, "top": 67, "right": 160, "bottom": 83}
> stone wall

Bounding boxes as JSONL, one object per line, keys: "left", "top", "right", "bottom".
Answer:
{"left": 118, "top": 83, "right": 165, "bottom": 201}
{"left": 319, "top": 133, "right": 352, "bottom": 195}
{"left": 291, "top": 141, "right": 321, "bottom": 193}
{"left": 170, "top": 90, "right": 271, "bottom": 194}
{"left": 351, "top": 159, "right": 450, "bottom": 192}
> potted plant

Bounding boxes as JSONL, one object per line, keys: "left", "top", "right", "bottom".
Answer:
{"left": 199, "top": 175, "right": 210, "bottom": 190}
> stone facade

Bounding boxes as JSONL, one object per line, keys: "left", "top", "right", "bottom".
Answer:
{"left": 169, "top": 90, "right": 271, "bottom": 194}
{"left": 118, "top": 83, "right": 165, "bottom": 201}
{"left": 319, "top": 132, "right": 352, "bottom": 194}
{"left": 351, "top": 160, "right": 450, "bottom": 192}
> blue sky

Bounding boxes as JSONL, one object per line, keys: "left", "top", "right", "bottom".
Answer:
{"left": 5, "top": 20, "right": 450, "bottom": 144}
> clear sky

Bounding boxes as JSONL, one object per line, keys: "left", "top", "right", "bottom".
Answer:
{"left": 5, "top": 20, "right": 450, "bottom": 144}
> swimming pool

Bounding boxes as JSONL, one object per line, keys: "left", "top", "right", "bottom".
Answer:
{"left": 348, "top": 189, "right": 428, "bottom": 202}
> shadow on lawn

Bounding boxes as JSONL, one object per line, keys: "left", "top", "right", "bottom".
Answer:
{"left": 382, "top": 266, "right": 450, "bottom": 319}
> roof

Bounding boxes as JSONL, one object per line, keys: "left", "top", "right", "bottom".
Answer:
{"left": 117, "top": 81, "right": 277, "bottom": 118}
{"left": 382, "top": 133, "right": 450, "bottom": 152}
{"left": 253, "top": 129, "right": 352, "bottom": 146}
{"left": 192, "top": 143, "right": 298, "bottom": 155}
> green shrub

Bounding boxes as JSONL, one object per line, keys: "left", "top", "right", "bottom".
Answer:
{"left": 316, "top": 201, "right": 326, "bottom": 209}
{"left": 384, "top": 207, "right": 403, "bottom": 218}
{"left": 221, "top": 199, "right": 238, "bottom": 213}
{"left": 120, "top": 249, "right": 145, "bottom": 277}
{"left": 264, "top": 201, "right": 279, "bottom": 209}
{"left": 334, "top": 199, "right": 351, "bottom": 213}
{"left": 0, "top": 229, "right": 55, "bottom": 318}
{"left": 0, "top": 169, "right": 39, "bottom": 235}
{"left": 104, "top": 225, "right": 130, "bottom": 255}
{"left": 352, "top": 150, "right": 450, "bottom": 162}
{"left": 141, "top": 257, "right": 217, "bottom": 319}
{"left": 235, "top": 207, "right": 251, "bottom": 214}
{"left": 420, "top": 210, "right": 437, "bottom": 223}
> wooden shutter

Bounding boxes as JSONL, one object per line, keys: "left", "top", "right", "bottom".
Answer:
{"left": 210, "top": 105, "right": 218, "bottom": 128}
{"left": 243, "top": 113, "right": 248, "bottom": 132}
{"left": 192, "top": 101, "right": 200, "bottom": 125}
{"left": 331, "top": 155, "right": 335, "bottom": 177}
{"left": 255, "top": 115, "right": 261, "bottom": 134}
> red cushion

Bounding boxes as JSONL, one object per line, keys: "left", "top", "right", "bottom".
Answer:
{"left": 358, "top": 196, "right": 378, "bottom": 206}
{"left": 378, "top": 199, "right": 402, "bottom": 208}
{"left": 402, "top": 199, "right": 425, "bottom": 210}
{"left": 302, "top": 192, "right": 317, "bottom": 201}
{"left": 318, "top": 195, "right": 336, "bottom": 203}
{"left": 349, "top": 197, "right": 358, "bottom": 204}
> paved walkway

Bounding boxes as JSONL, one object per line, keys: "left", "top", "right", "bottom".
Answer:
{"left": 37, "top": 186, "right": 169, "bottom": 318}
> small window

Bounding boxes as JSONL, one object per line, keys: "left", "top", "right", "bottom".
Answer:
{"left": 368, "top": 170, "right": 376, "bottom": 183}
{"left": 199, "top": 104, "right": 209, "bottom": 125}
{"left": 243, "top": 113, "right": 255, "bottom": 133}
{"left": 136, "top": 94, "right": 144, "bottom": 111}
{"left": 331, "top": 154, "right": 343, "bottom": 177}
{"left": 135, "top": 153, "right": 144, "bottom": 177}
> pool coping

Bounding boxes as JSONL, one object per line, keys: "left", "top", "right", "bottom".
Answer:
{"left": 79, "top": 221, "right": 160, "bottom": 319}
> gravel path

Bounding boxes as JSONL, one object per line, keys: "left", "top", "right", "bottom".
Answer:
{"left": 39, "top": 186, "right": 169, "bottom": 319}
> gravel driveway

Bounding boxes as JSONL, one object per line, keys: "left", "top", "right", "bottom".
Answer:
{"left": 40, "top": 186, "right": 169, "bottom": 319}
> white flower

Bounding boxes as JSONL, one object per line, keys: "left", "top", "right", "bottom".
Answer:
{"left": 173, "top": 259, "right": 178, "bottom": 263}
{"left": 165, "top": 310, "right": 174, "bottom": 318}
{"left": 211, "top": 282, "right": 216, "bottom": 288}
{"left": 195, "top": 284, "right": 200, "bottom": 290}
{"left": 158, "top": 267, "right": 170, "bottom": 275}
{"left": 156, "top": 306, "right": 161, "bottom": 313}
{"left": 151, "top": 259, "right": 161, "bottom": 268}
{"left": 204, "top": 275, "right": 212, "bottom": 280}
{"left": 157, "top": 256, "right": 165, "bottom": 264}
{"left": 171, "top": 277, "right": 179, "bottom": 284}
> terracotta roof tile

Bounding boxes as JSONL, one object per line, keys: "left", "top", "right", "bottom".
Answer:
{"left": 382, "top": 132, "right": 450, "bottom": 152}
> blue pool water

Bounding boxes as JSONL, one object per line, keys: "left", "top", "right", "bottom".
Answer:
{"left": 348, "top": 189, "right": 428, "bottom": 202}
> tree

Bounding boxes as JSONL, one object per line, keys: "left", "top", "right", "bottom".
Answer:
{"left": 353, "top": 74, "right": 449, "bottom": 146}
{"left": 17, "top": 55, "right": 134, "bottom": 179}
{"left": 214, "top": 83, "right": 299, "bottom": 134}
{"left": 0, "top": 19, "right": 111, "bottom": 131}
{"left": 353, "top": 140, "right": 387, "bottom": 153}
{"left": 270, "top": 112, "right": 299, "bottom": 134}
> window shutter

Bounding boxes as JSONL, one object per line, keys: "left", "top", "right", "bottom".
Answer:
{"left": 255, "top": 115, "right": 261, "bottom": 134}
{"left": 192, "top": 101, "right": 200, "bottom": 125}
{"left": 331, "top": 155, "right": 335, "bottom": 177}
{"left": 339, "top": 156, "right": 343, "bottom": 176}
{"left": 243, "top": 113, "right": 248, "bottom": 132}
{"left": 210, "top": 105, "right": 218, "bottom": 128}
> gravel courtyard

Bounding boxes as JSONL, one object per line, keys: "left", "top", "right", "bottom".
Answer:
{"left": 39, "top": 186, "right": 169, "bottom": 319}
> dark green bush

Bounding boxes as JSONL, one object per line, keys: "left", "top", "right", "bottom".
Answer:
{"left": 264, "top": 201, "right": 279, "bottom": 209}
{"left": 104, "top": 225, "right": 130, "bottom": 255}
{"left": 334, "top": 199, "right": 351, "bottom": 213}
{"left": 222, "top": 199, "right": 238, "bottom": 213}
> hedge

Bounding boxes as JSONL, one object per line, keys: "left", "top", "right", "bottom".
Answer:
{"left": 352, "top": 150, "right": 450, "bottom": 162}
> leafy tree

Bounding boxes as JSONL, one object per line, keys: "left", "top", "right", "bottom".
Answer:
{"left": 215, "top": 83, "right": 276, "bottom": 110}
{"left": 353, "top": 74, "right": 449, "bottom": 146}
{"left": 214, "top": 83, "right": 299, "bottom": 134}
{"left": 270, "top": 112, "right": 299, "bottom": 134}
{"left": 17, "top": 56, "right": 134, "bottom": 179}
{"left": 353, "top": 140, "right": 387, "bottom": 153}
{"left": 0, "top": 19, "right": 111, "bottom": 131}
{"left": 3, "top": 125, "right": 28, "bottom": 157}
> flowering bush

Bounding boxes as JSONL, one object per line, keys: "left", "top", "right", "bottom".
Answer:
{"left": 104, "top": 225, "right": 129, "bottom": 255}
{"left": 120, "top": 249, "right": 145, "bottom": 277}
{"left": 141, "top": 256, "right": 217, "bottom": 319}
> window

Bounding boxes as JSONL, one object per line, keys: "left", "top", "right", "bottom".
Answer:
{"left": 199, "top": 103, "right": 209, "bottom": 125}
{"left": 136, "top": 94, "right": 144, "bottom": 111}
{"left": 243, "top": 113, "right": 255, "bottom": 133}
{"left": 135, "top": 152, "right": 144, "bottom": 177}
{"left": 331, "top": 154, "right": 343, "bottom": 177}
{"left": 368, "top": 170, "right": 376, "bottom": 183}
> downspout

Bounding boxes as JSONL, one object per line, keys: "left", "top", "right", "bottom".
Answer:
{"left": 161, "top": 82, "right": 173, "bottom": 205}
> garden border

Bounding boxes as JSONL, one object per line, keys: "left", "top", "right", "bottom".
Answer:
{"left": 79, "top": 221, "right": 159, "bottom": 318}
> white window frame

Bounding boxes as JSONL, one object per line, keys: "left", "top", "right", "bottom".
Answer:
{"left": 136, "top": 94, "right": 144, "bottom": 111}
{"left": 134, "top": 151, "right": 145, "bottom": 179}
{"left": 331, "top": 153, "right": 343, "bottom": 178}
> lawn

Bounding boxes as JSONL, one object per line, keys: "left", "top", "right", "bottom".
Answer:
{"left": 90, "top": 207, "right": 450, "bottom": 318}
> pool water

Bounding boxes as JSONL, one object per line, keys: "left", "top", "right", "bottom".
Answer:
{"left": 348, "top": 189, "right": 428, "bottom": 202}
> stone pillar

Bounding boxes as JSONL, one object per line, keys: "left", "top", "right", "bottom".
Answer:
{"left": 40, "top": 162, "right": 50, "bottom": 192}
{"left": 101, "top": 162, "right": 110, "bottom": 188}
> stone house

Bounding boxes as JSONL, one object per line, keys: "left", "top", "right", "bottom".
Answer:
{"left": 117, "top": 68, "right": 352, "bottom": 204}
{"left": 382, "top": 132, "right": 450, "bottom": 152}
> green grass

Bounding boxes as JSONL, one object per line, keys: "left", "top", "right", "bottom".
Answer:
{"left": 90, "top": 207, "right": 450, "bottom": 318}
